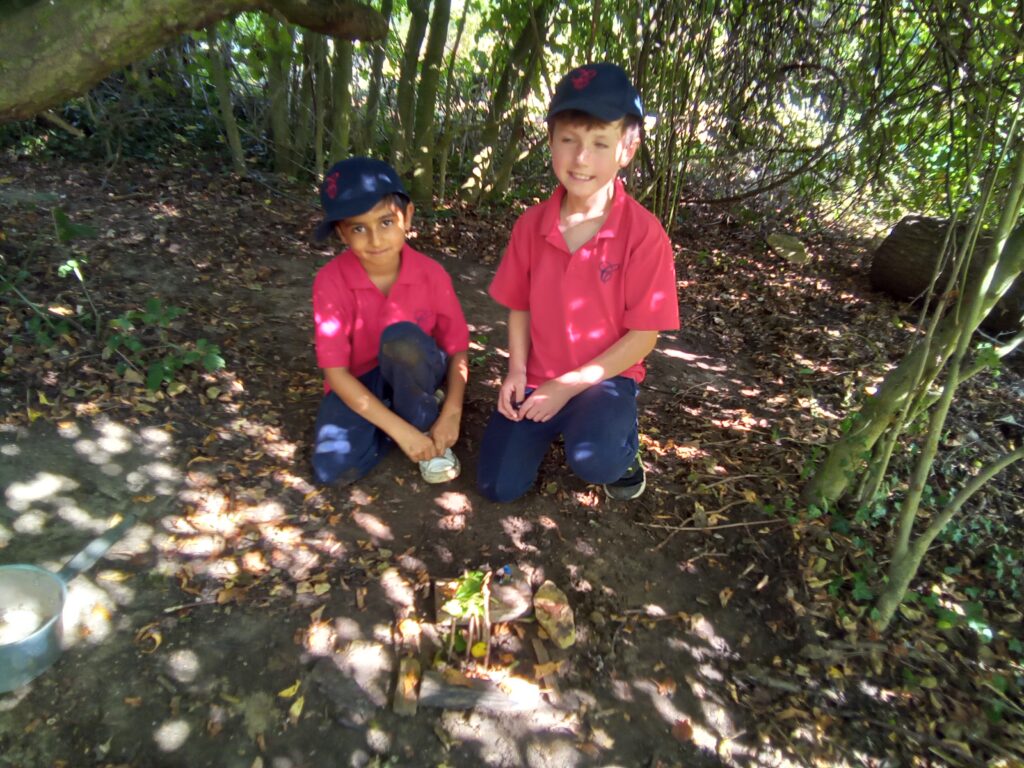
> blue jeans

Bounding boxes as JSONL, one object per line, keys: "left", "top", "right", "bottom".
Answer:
{"left": 477, "top": 377, "right": 639, "bottom": 502}
{"left": 312, "top": 322, "right": 447, "bottom": 485}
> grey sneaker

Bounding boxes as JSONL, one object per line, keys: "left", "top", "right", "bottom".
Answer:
{"left": 603, "top": 454, "right": 646, "bottom": 500}
{"left": 420, "top": 448, "right": 461, "bottom": 484}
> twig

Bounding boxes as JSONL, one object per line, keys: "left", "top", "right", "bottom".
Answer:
{"left": 446, "top": 618, "right": 457, "bottom": 660}
{"left": 40, "top": 110, "right": 86, "bottom": 138}
{"left": 641, "top": 517, "right": 791, "bottom": 533}
{"left": 973, "top": 735, "right": 1024, "bottom": 763}
{"left": 702, "top": 474, "right": 763, "bottom": 489}
{"left": 679, "top": 551, "right": 729, "bottom": 565}
{"left": 482, "top": 571, "right": 492, "bottom": 668}
{"left": 816, "top": 706, "right": 987, "bottom": 767}
{"left": 0, "top": 273, "right": 62, "bottom": 332}
{"left": 162, "top": 599, "right": 218, "bottom": 613}
{"left": 981, "top": 681, "right": 1024, "bottom": 718}
{"left": 67, "top": 261, "right": 102, "bottom": 336}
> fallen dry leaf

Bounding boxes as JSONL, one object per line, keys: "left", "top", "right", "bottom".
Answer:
{"left": 671, "top": 719, "right": 694, "bottom": 742}
{"left": 288, "top": 695, "right": 304, "bottom": 725}
{"left": 133, "top": 623, "right": 162, "bottom": 653}
{"left": 656, "top": 677, "right": 678, "bottom": 696}
{"left": 533, "top": 660, "right": 566, "bottom": 679}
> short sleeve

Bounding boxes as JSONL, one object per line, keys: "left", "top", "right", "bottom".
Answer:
{"left": 431, "top": 268, "right": 470, "bottom": 356}
{"left": 622, "top": 224, "right": 679, "bottom": 330}
{"left": 488, "top": 218, "right": 532, "bottom": 310}
{"left": 312, "top": 266, "right": 354, "bottom": 369}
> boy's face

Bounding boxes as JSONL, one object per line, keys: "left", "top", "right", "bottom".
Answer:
{"left": 334, "top": 198, "right": 414, "bottom": 270}
{"left": 549, "top": 118, "right": 638, "bottom": 202}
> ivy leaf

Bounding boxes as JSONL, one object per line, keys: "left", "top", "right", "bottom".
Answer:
{"left": 146, "top": 361, "right": 167, "bottom": 391}
{"left": 203, "top": 351, "right": 226, "bottom": 372}
{"left": 851, "top": 574, "right": 873, "bottom": 602}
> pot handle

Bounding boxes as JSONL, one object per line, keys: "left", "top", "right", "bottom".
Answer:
{"left": 56, "top": 514, "right": 138, "bottom": 584}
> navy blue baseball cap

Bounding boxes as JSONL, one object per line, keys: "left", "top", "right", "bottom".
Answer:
{"left": 546, "top": 62, "right": 644, "bottom": 122}
{"left": 314, "top": 157, "right": 409, "bottom": 240}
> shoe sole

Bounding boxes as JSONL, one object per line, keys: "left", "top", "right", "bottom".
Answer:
{"left": 604, "top": 476, "right": 646, "bottom": 501}
{"left": 421, "top": 459, "right": 461, "bottom": 484}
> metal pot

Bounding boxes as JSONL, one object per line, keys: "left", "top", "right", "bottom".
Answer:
{"left": 0, "top": 514, "right": 136, "bottom": 693}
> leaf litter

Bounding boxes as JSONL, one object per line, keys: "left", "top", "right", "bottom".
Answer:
{"left": 1, "top": 156, "right": 1022, "bottom": 766}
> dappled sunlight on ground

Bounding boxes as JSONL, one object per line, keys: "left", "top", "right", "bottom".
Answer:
{"left": 9, "top": 155, "right": 1017, "bottom": 764}
{"left": 0, "top": 371, "right": 834, "bottom": 766}
{"left": 433, "top": 490, "right": 473, "bottom": 531}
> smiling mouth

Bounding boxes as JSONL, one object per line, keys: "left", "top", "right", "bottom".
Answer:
{"left": 569, "top": 172, "right": 594, "bottom": 181}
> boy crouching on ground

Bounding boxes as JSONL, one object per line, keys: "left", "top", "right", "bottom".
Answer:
{"left": 311, "top": 157, "right": 469, "bottom": 486}
{"left": 478, "top": 63, "right": 679, "bottom": 502}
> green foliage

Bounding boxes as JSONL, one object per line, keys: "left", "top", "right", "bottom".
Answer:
{"left": 798, "top": 445, "right": 823, "bottom": 480}
{"left": 940, "top": 511, "right": 1024, "bottom": 603}
{"left": 468, "top": 333, "right": 489, "bottom": 368}
{"left": 105, "top": 300, "right": 224, "bottom": 391}
{"left": 440, "top": 570, "right": 487, "bottom": 620}
{"left": 5, "top": 0, "right": 1022, "bottom": 224}
{"left": 52, "top": 208, "right": 98, "bottom": 245}
{"left": 2, "top": 202, "right": 225, "bottom": 395}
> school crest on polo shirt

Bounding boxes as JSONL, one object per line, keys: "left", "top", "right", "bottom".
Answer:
{"left": 598, "top": 262, "right": 622, "bottom": 283}
{"left": 414, "top": 308, "right": 435, "bottom": 329}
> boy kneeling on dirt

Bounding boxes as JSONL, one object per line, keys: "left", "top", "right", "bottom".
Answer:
{"left": 311, "top": 157, "right": 469, "bottom": 486}
{"left": 478, "top": 63, "right": 679, "bottom": 502}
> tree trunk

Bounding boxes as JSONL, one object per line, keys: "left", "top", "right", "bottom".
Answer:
{"left": 485, "top": 41, "right": 546, "bottom": 203}
{"left": 356, "top": 0, "right": 394, "bottom": 155}
{"left": 466, "top": 0, "right": 554, "bottom": 201}
{"left": 290, "top": 31, "right": 318, "bottom": 177}
{"left": 311, "top": 32, "right": 330, "bottom": 178}
{"left": 0, "top": 0, "right": 386, "bottom": 124}
{"left": 266, "top": 20, "right": 296, "bottom": 176}
{"left": 392, "top": 0, "right": 430, "bottom": 173}
{"left": 408, "top": 0, "right": 451, "bottom": 204}
{"left": 804, "top": 223, "right": 1024, "bottom": 508}
{"left": 206, "top": 24, "right": 247, "bottom": 175}
{"left": 434, "top": 0, "right": 468, "bottom": 202}
{"left": 328, "top": 39, "right": 355, "bottom": 164}
{"left": 870, "top": 215, "right": 1023, "bottom": 332}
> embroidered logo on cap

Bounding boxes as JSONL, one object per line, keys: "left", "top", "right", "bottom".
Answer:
{"left": 571, "top": 68, "right": 597, "bottom": 90}
{"left": 325, "top": 171, "right": 340, "bottom": 199}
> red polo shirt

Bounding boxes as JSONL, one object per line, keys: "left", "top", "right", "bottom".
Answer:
{"left": 489, "top": 179, "right": 679, "bottom": 387}
{"left": 313, "top": 244, "right": 469, "bottom": 390}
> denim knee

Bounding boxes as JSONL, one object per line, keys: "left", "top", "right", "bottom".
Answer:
{"left": 379, "top": 322, "right": 429, "bottom": 368}
{"left": 312, "top": 453, "right": 365, "bottom": 486}
{"left": 565, "top": 449, "right": 629, "bottom": 485}
{"left": 477, "top": 473, "right": 532, "bottom": 503}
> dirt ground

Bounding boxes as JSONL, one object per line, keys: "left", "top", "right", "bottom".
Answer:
{"left": 2, "top": 155, "right": 1022, "bottom": 767}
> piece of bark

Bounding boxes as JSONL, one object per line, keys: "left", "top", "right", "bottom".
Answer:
{"left": 531, "top": 638, "right": 563, "bottom": 707}
{"left": 533, "top": 580, "right": 575, "bottom": 649}
{"left": 418, "top": 670, "right": 545, "bottom": 713}
{"left": 392, "top": 657, "right": 421, "bottom": 716}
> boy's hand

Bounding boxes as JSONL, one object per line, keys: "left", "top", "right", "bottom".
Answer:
{"left": 430, "top": 409, "right": 461, "bottom": 452}
{"left": 394, "top": 423, "right": 440, "bottom": 462}
{"left": 497, "top": 372, "right": 527, "bottom": 420}
{"left": 518, "top": 380, "right": 575, "bottom": 422}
